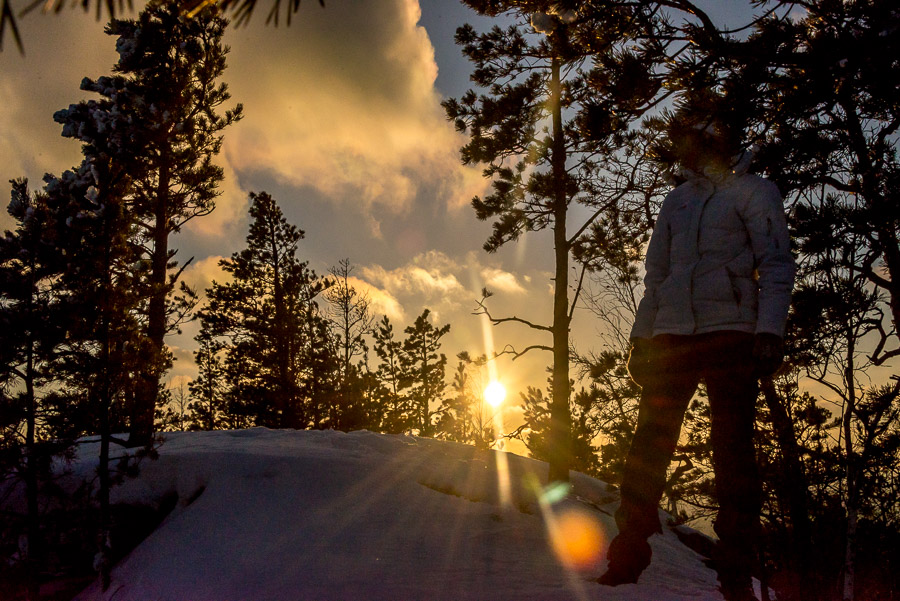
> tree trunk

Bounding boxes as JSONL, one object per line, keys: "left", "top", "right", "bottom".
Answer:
{"left": 842, "top": 502, "right": 858, "bottom": 601}
{"left": 269, "top": 218, "right": 292, "bottom": 428}
{"left": 24, "top": 334, "right": 40, "bottom": 601}
{"left": 420, "top": 339, "right": 430, "bottom": 437}
{"left": 23, "top": 252, "right": 42, "bottom": 601}
{"left": 760, "top": 377, "right": 816, "bottom": 601}
{"left": 547, "top": 52, "right": 572, "bottom": 484}
{"left": 128, "top": 163, "right": 171, "bottom": 447}
{"left": 841, "top": 327, "right": 857, "bottom": 601}
{"left": 99, "top": 383, "right": 112, "bottom": 591}
{"left": 99, "top": 246, "right": 113, "bottom": 591}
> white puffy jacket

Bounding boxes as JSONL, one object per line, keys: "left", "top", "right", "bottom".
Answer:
{"left": 631, "top": 155, "right": 795, "bottom": 340}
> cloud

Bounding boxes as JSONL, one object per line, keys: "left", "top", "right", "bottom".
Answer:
{"left": 788, "top": 6, "right": 808, "bottom": 22}
{"left": 345, "top": 276, "right": 406, "bottom": 322}
{"left": 221, "top": 0, "right": 482, "bottom": 219}
{"left": 361, "top": 250, "right": 465, "bottom": 298}
{"left": 166, "top": 373, "right": 194, "bottom": 390}
{"left": 183, "top": 156, "right": 250, "bottom": 240}
{"left": 480, "top": 267, "right": 527, "bottom": 295}
{"left": 358, "top": 250, "right": 473, "bottom": 325}
{"left": 356, "top": 250, "right": 535, "bottom": 329}
{"left": 0, "top": 13, "right": 118, "bottom": 231}
{"left": 167, "top": 347, "right": 196, "bottom": 370}
{"left": 181, "top": 255, "right": 230, "bottom": 296}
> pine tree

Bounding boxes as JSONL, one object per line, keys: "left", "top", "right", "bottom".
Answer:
{"left": 42, "top": 147, "right": 144, "bottom": 591}
{"left": 737, "top": 2, "right": 900, "bottom": 365}
{"left": 371, "top": 315, "right": 409, "bottom": 433}
{"left": 52, "top": 2, "right": 242, "bottom": 447}
{"left": 436, "top": 352, "right": 496, "bottom": 448}
{"left": 157, "top": 381, "right": 190, "bottom": 432}
{"left": 303, "top": 313, "right": 340, "bottom": 430}
{"left": 198, "top": 191, "right": 329, "bottom": 429}
{"left": 445, "top": 1, "right": 675, "bottom": 481}
{"left": 513, "top": 379, "right": 599, "bottom": 477}
{"left": 0, "top": 179, "right": 68, "bottom": 597}
{"left": 401, "top": 309, "right": 449, "bottom": 437}
{"left": 791, "top": 192, "right": 888, "bottom": 601}
{"left": 324, "top": 258, "right": 373, "bottom": 431}
{"left": 576, "top": 350, "right": 642, "bottom": 485}
{"left": 189, "top": 326, "right": 227, "bottom": 431}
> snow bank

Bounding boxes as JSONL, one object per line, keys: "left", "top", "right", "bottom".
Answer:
{"left": 70, "top": 428, "right": 734, "bottom": 601}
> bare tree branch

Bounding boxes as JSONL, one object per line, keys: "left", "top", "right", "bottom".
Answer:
{"left": 495, "top": 343, "right": 553, "bottom": 361}
{"left": 474, "top": 293, "right": 552, "bottom": 332}
{"left": 568, "top": 263, "right": 586, "bottom": 323}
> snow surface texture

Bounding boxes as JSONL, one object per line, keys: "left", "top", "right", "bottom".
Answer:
{"left": 70, "top": 428, "right": 751, "bottom": 601}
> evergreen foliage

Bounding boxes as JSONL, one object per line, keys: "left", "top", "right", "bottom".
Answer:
{"left": 53, "top": 1, "right": 243, "bottom": 447}
{"left": 198, "top": 191, "right": 329, "bottom": 430}
{"left": 0, "top": 179, "right": 71, "bottom": 596}
{"left": 371, "top": 315, "right": 409, "bottom": 433}
{"left": 435, "top": 352, "right": 496, "bottom": 448}
{"left": 41, "top": 124, "right": 145, "bottom": 591}
{"left": 189, "top": 328, "right": 228, "bottom": 431}
{"left": 324, "top": 259, "right": 374, "bottom": 431}
{"left": 401, "top": 309, "right": 450, "bottom": 438}
{"left": 446, "top": 0, "right": 674, "bottom": 482}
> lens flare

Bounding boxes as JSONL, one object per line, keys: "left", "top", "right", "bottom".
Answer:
{"left": 484, "top": 381, "right": 506, "bottom": 407}
{"left": 548, "top": 508, "right": 606, "bottom": 570}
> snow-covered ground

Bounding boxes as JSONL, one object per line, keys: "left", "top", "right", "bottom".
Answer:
{"left": 67, "top": 428, "right": 750, "bottom": 601}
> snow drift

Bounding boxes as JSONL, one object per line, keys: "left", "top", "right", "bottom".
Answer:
{"left": 67, "top": 428, "right": 745, "bottom": 600}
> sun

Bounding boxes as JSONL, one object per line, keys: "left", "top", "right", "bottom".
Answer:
{"left": 484, "top": 381, "right": 507, "bottom": 407}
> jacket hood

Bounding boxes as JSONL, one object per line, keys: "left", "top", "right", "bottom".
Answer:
{"left": 679, "top": 145, "right": 757, "bottom": 184}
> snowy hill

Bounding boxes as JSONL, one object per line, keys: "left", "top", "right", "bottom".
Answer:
{"left": 67, "top": 428, "right": 747, "bottom": 601}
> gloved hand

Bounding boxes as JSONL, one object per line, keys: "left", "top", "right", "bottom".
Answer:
{"left": 627, "top": 338, "right": 653, "bottom": 387}
{"left": 753, "top": 333, "right": 784, "bottom": 377}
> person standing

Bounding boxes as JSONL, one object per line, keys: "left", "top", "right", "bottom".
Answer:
{"left": 597, "top": 118, "right": 795, "bottom": 601}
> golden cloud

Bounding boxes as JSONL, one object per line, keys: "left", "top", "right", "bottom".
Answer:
{"left": 360, "top": 251, "right": 466, "bottom": 301}
{"left": 182, "top": 157, "right": 250, "bottom": 240}
{"left": 480, "top": 267, "right": 527, "bottom": 296}
{"left": 181, "top": 255, "right": 230, "bottom": 297}
{"left": 344, "top": 275, "right": 406, "bottom": 322}
{"left": 221, "top": 0, "right": 483, "bottom": 218}
{"left": 0, "top": 13, "right": 118, "bottom": 224}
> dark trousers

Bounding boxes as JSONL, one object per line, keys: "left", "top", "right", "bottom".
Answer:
{"left": 615, "top": 331, "right": 761, "bottom": 586}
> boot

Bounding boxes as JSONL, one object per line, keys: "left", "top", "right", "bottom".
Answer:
{"left": 597, "top": 532, "right": 651, "bottom": 586}
{"left": 714, "top": 545, "right": 757, "bottom": 601}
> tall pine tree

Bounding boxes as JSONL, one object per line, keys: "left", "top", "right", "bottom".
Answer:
{"left": 42, "top": 143, "right": 144, "bottom": 590}
{"left": 324, "top": 259, "right": 373, "bottom": 431}
{"left": 199, "top": 191, "right": 329, "bottom": 429}
{"left": 60, "top": 3, "right": 242, "bottom": 446}
{"left": 401, "top": 309, "right": 449, "bottom": 437}
{"left": 371, "top": 315, "right": 409, "bottom": 433}
{"left": 0, "top": 179, "right": 69, "bottom": 597}
{"left": 445, "top": 1, "right": 673, "bottom": 481}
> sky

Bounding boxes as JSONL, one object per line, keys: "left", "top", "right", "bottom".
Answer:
{"left": 64, "top": 427, "right": 750, "bottom": 600}
{"left": 0, "top": 0, "right": 769, "bottom": 429}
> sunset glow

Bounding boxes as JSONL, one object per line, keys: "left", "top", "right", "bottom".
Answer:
{"left": 484, "top": 380, "right": 506, "bottom": 407}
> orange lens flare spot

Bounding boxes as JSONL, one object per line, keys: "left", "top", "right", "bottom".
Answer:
{"left": 549, "top": 509, "right": 606, "bottom": 570}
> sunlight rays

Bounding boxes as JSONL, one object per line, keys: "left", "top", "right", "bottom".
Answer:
{"left": 479, "top": 312, "right": 515, "bottom": 509}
